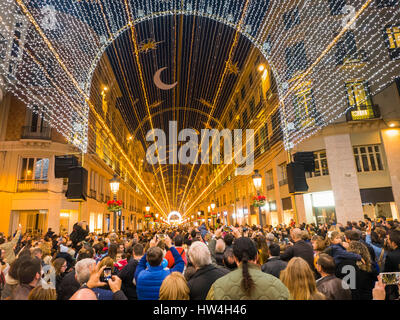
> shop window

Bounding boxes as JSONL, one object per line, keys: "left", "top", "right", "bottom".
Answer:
{"left": 353, "top": 145, "right": 384, "bottom": 172}
{"left": 384, "top": 24, "right": 400, "bottom": 60}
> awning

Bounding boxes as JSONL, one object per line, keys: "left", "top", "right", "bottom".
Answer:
{"left": 360, "top": 187, "right": 394, "bottom": 205}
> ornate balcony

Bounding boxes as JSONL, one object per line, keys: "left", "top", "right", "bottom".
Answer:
{"left": 345, "top": 105, "right": 381, "bottom": 122}
{"left": 21, "top": 126, "right": 51, "bottom": 140}
{"left": 17, "top": 179, "right": 49, "bottom": 192}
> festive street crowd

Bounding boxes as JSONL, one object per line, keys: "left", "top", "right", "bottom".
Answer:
{"left": 0, "top": 218, "right": 399, "bottom": 300}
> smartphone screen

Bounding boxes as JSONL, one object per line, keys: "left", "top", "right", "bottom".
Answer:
{"left": 103, "top": 268, "right": 112, "bottom": 281}
{"left": 380, "top": 272, "right": 400, "bottom": 285}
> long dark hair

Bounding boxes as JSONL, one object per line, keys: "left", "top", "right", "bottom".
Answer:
{"left": 232, "top": 237, "right": 258, "bottom": 296}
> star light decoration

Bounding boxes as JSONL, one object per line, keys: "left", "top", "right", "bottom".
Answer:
{"left": 226, "top": 60, "right": 239, "bottom": 75}
{"left": 0, "top": 0, "right": 399, "bottom": 152}
{"left": 138, "top": 39, "right": 163, "bottom": 53}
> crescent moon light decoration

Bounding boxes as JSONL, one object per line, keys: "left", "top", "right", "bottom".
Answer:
{"left": 153, "top": 67, "right": 177, "bottom": 90}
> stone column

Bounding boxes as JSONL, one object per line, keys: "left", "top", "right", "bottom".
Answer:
{"left": 324, "top": 134, "right": 364, "bottom": 223}
{"left": 381, "top": 128, "right": 400, "bottom": 215}
{"left": 294, "top": 194, "right": 307, "bottom": 224}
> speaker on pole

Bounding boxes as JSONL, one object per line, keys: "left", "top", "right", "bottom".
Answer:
{"left": 66, "top": 166, "right": 88, "bottom": 201}
{"left": 287, "top": 162, "right": 309, "bottom": 194}
{"left": 55, "top": 155, "right": 79, "bottom": 178}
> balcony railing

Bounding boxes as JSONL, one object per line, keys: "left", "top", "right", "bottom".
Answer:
{"left": 346, "top": 105, "right": 380, "bottom": 122}
{"left": 266, "top": 184, "right": 275, "bottom": 191}
{"left": 21, "top": 126, "right": 51, "bottom": 140}
{"left": 90, "top": 189, "right": 97, "bottom": 199}
{"left": 17, "top": 179, "right": 49, "bottom": 192}
{"left": 279, "top": 178, "right": 288, "bottom": 186}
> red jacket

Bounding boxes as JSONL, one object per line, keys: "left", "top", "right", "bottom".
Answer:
{"left": 165, "top": 247, "right": 187, "bottom": 269}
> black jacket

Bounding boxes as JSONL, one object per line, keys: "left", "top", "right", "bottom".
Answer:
{"left": 384, "top": 247, "right": 400, "bottom": 300}
{"left": 56, "top": 252, "right": 75, "bottom": 270}
{"left": 261, "top": 257, "right": 287, "bottom": 279}
{"left": 118, "top": 258, "right": 139, "bottom": 300}
{"left": 187, "top": 264, "right": 230, "bottom": 300}
{"left": 336, "top": 258, "right": 378, "bottom": 300}
{"left": 281, "top": 240, "right": 315, "bottom": 270}
{"left": 57, "top": 270, "right": 80, "bottom": 300}
{"left": 316, "top": 275, "right": 352, "bottom": 300}
{"left": 70, "top": 223, "right": 89, "bottom": 250}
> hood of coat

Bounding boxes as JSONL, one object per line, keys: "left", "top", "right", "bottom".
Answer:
{"left": 5, "top": 273, "right": 18, "bottom": 285}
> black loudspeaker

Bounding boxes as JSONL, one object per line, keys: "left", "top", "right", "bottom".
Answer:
{"left": 287, "top": 162, "right": 309, "bottom": 194}
{"left": 55, "top": 156, "right": 79, "bottom": 178}
{"left": 66, "top": 166, "right": 88, "bottom": 201}
{"left": 293, "top": 152, "right": 315, "bottom": 172}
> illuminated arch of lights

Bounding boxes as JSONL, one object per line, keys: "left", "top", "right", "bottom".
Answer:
{"left": 0, "top": 0, "right": 399, "bottom": 153}
{"left": 167, "top": 211, "right": 182, "bottom": 224}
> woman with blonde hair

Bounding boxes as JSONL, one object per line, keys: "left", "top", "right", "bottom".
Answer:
{"left": 280, "top": 257, "right": 325, "bottom": 300}
{"left": 159, "top": 272, "right": 189, "bottom": 300}
{"left": 28, "top": 285, "right": 57, "bottom": 300}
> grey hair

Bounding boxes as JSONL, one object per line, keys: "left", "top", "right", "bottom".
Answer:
{"left": 188, "top": 241, "right": 212, "bottom": 268}
{"left": 215, "top": 239, "right": 226, "bottom": 254}
{"left": 75, "top": 258, "right": 96, "bottom": 285}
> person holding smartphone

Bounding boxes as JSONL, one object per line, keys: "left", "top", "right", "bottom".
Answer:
{"left": 0, "top": 224, "right": 22, "bottom": 265}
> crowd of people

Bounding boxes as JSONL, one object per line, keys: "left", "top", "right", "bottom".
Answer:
{"left": 0, "top": 217, "right": 399, "bottom": 300}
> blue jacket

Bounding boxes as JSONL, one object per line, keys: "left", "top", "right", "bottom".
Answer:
{"left": 328, "top": 244, "right": 362, "bottom": 265}
{"left": 135, "top": 246, "right": 185, "bottom": 300}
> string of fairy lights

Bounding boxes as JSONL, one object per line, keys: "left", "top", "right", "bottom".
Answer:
{"left": 0, "top": 0, "right": 399, "bottom": 216}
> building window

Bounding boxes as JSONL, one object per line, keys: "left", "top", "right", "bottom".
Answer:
{"left": 285, "top": 41, "right": 308, "bottom": 79}
{"left": 293, "top": 84, "right": 318, "bottom": 127}
{"left": 335, "top": 31, "right": 357, "bottom": 65}
{"left": 346, "top": 81, "right": 375, "bottom": 120}
{"left": 243, "top": 108, "right": 248, "bottom": 124}
{"left": 283, "top": 7, "right": 301, "bottom": 30}
{"left": 376, "top": 0, "right": 399, "bottom": 8}
{"left": 306, "top": 151, "right": 329, "bottom": 178}
{"left": 384, "top": 24, "right": 400, "bottom": 60}
{"left": 249, "top": 97, "right": 255, "bottom": 116}
{"left": 353, "top": 145, "right": 384, "bottom": 172}
{"left": 20, "top": 158, "right": 49, "bottom": 181}
{"left": 241, "top": 87, "right": 246, "bottom": 100}
{"left": 278, "top": 162, "right": 288, "bottom": 186}
{"left": 0, "top": 33, "right": 7, "bottom": 61}
{"left": 266, "top": 169, "right": 274, "bottom": 190}
{"left": 328, "top": 0, "right": 347, "bottom": 15}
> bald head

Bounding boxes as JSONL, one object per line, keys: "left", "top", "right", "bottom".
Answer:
{"left": 69, "top": 288, "right": 97, "bottom": 300}
{"left": 291, "top": 228, "right": 302, "bottom": 241}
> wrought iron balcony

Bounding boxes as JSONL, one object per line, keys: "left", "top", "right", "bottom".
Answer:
{"left": 345, "top": 105, "right": 381, "bottom": 122}
{"left": 21, "top": 126, "right": 51, "bottom": 140}
{"left": 17, "top": 179, "right": 49, "bottom": 192}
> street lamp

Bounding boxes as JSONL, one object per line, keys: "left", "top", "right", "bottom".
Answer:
{"left": 109, "top": 174, "right": 120, "bottom": 232}
{"left": 252, "top": 169, "right": 264, "bottom": 228}
{"left": 145, "top": 203, "right": 150, "bottom": 230}
{"left": 211, "top": 202, "right": 216, "bottom": 210}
